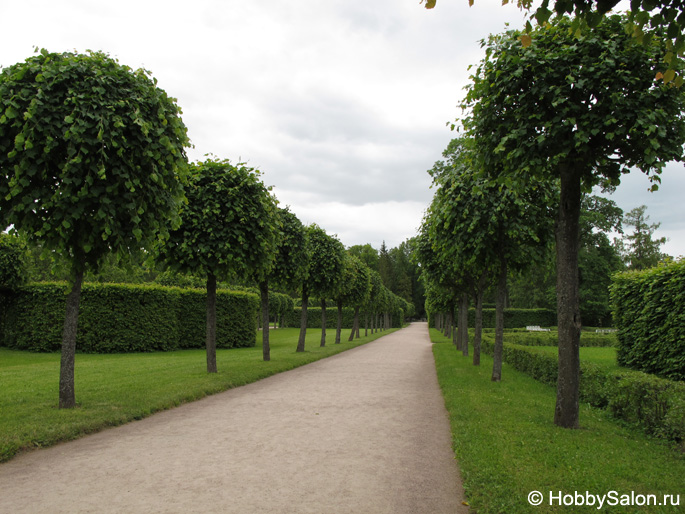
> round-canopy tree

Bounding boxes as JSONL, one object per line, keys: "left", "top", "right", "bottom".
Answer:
{"left": 296, "top": 224, "right": 344, "bottom": 351}
{"left": 460, "top": 14, "right": 685, "bottom": 428}
{"left": 260, "top": 206, "right": 308, "bottom": 361}
{"left": 0, "top": 49, "right": 190, "bottom": 408}
{"left": 158, "top": 157, "right": 277, "bottom": 372}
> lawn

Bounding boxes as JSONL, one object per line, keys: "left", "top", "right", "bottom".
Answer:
{"left": 0, "top": 327, "right": 396, "bottom": 463}
{"left": 431, "top": 329, "right": 684, "bottom": 514}
{"left": 521, "top": 345, "right": 621, "bottom": 371}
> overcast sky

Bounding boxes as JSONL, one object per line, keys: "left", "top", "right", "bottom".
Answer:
{"left": 2, "top": 0, "right": 683, "bottom": 258}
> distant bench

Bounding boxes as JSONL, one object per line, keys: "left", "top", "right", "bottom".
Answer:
{"left": 595, "top": 329, "right": 617, "bottom": 333}
{"left": 526, "top": 325, "right": 551, "bottom": 332}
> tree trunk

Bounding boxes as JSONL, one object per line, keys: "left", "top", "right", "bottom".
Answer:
{"left": 59, "top": 267, "right": 84, "bottom": 409}
{"left": 320, "top": 298, "right": 327, "bottom": 347}
{"left": 473, "top": 278, "right": 485, "bottom": 366}
{"left": 555, "top": 164, "right": 582, "bottom": 429}
{"left": 364, "top": 312, "right": 368, "bottom": 336}
{"left": 206, "top": 273, "right": 218, "bottom": 373}
{"left": 348, "top": 306, "right": 357, "bottom": 341}
{"left": 260, "top": 279, "right": 270, "bottom": 361}
{"left": 492, "top": 258, "right": 507, "bottom": 382}
{"left": 297, "top": 286, "right": 309, "bottom": 352}
{"left": 460, "top": 293, "right": 469, "bottom": 357}
{"left": 336, "top": 299, "right": 343, "bottom": 344}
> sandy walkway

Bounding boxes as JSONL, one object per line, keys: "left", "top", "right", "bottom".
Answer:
{"left": 0, "top": 322, "right": 468, "bottom": 513}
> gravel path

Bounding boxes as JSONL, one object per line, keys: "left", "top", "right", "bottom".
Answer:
{"left": 0, "top": 322, "right": 468, "bottom": 513}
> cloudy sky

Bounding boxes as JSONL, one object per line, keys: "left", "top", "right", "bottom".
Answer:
{"left": 1, "top": 0, "right": 683, "bottom": 257}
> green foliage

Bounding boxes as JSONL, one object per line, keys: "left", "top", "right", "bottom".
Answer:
{"left": 461, "top": 15, "right": 685, "bottom": 190}
{"left": 158, "top": 157, "right": 277, "bottom": 281}
{"left": 428, "top": 308, "right": 556, "bottom": 328}
{"left": 501, "top": 331, "right": 616, "bottom": 348}
{"left": 304, "top": 224, "right": 345, "bottom": 299}
{"left": 0, "top": 283, "right": 258, "bottom": 352}
{"left": 426, "top": 1, "right": 685, "bottom": 86}
{"left": 621, "top": 204, "right": 669, "bottom": 270}
{"left": 611, "top": 260, "right": 685, "bottom": 381}
{"left": 270, "top": 207, "right": 309, "bottom": 290}
{"left": 0, "top": 233, "right": 27, "bottom": 290}
{"left": 0, "top": 49, "right": 190, "bottom": 275}
{"left": 337, "top": 254, "right": 371, "bottom": 308}
{"left": 480, "top": 335, "right": 685, "bottom": 445}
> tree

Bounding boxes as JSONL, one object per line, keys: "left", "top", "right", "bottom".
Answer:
{"left": 578, "top": 196, "right": 624, "bottom": 326}
{"left": 158, "top": 158, "right": 277, "bottom": 372}
{"left": 347, "top": 244, "right": 379, "bottom": 272}
{"left": 378, "top": 241, "right": 393, "bottom": 288}
{"left": 427, "top": 137, "right": 553, "bottom": 372}
{"left": 424, "top": 1, "right": 685, "bottom": 83}
{"left": 296, "top": 225, "right": 345, "bottom": 351}
{"left": 460, "top": 15, "right": 685, "bottom": 427}
{"left": 337, "top": 254, "right": 371, "bottom": 342}
{"left": 0, "top": 50, "right": 189, "bottom": 408}
{"left": 263, "top": 207, "right": 308, "bottom": 360}
{"left": 622, "top": 205, "right": 669, "bottom": 270}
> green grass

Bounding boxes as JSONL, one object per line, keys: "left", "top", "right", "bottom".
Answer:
{"left": 0, "top": 327, "right": 396, "bottom": 463}
{"left": 521, "top": 345, "right": 621, "bottom": 371}
{"left": 431, "top": 329, "right": 684, "bottom": 514}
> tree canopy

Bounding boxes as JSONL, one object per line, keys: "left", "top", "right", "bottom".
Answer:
{"left": 424, "top": 0, "right": 685, "bottom": 82}
{"left": 0, "top": 49, "right": 190, "bottom": 276}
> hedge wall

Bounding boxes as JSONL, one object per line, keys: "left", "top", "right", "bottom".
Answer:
{"left": 430, "top": 308, "right": 556, "bottom": 329}
{"left": 283, "top": 307, "right": 404, "bottom": 329}
{"left": 611, "top": 261, "right": 685, "bottom": 381}
{"left": 0, "top": 283, "right": 259, "bottom": 353}
{"left": 501, "top": 331, "right": 616, "bottom": 348}
{"left": 480, "top": 335, "right": 685, "bottom": 446}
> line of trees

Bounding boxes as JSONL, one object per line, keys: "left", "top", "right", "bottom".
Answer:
{"left": 417, "top": 12, "right": 685, "bottom": 430}
{"left": 0, "top": 49, "right": 414, "bottom": 409}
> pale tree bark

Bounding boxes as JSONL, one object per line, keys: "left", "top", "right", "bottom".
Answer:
{"left": 59, "top": 266, "right": 84, "bottom": 409}
{"left": 554, "top": 164, "right": 582, "bottom": 429}
{"left": 320, "top": 298, "right": 327, "bottom": 347}
{"left": 297, "top": 285, "right": 309, "bottom": 352}
{"left": 260, "top": 279, "right": 270, "bottom": 361}
{"left": 206, "top": 273, "right": 218, "bottom": 373}
{"left": 492, "top": 258, "right": 507, "bottom": 382}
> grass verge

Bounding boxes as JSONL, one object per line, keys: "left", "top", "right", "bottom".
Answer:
{"left": 431, "top": 329, "right": 684, "bottom": 513}
{"left": 0, "top": 327, "right": 396, "bottom": 463}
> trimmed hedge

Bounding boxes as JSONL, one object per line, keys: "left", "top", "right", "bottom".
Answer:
{"left": 611, "top": 261, "right": 685, "bottom": 381}
{"left": 283, "top": 307, "right": 404, "bottom": 329}
{"left": 0, "top": 282, "right": 258, "bottom": 353}
{"left": 480, "top": 335, "right": 685, "bottom": 446}
{"left": 431, "top": 308, "right": 556, "bottom": 329}
{"left": 502, "top": 331, "right": 616, "bottom": 348}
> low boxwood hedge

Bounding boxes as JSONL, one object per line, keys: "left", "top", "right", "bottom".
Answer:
{"left": 481, "top": 334, "right": 685, "bottom": 447}
{"left": 0, "top": 282, "right": 259, "bottom": 352}
{"left": 431, "top": 308, "right": 556, "bottom": 329}
{"left": 502, "top": 331, "right": 616, "bottom": 348}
